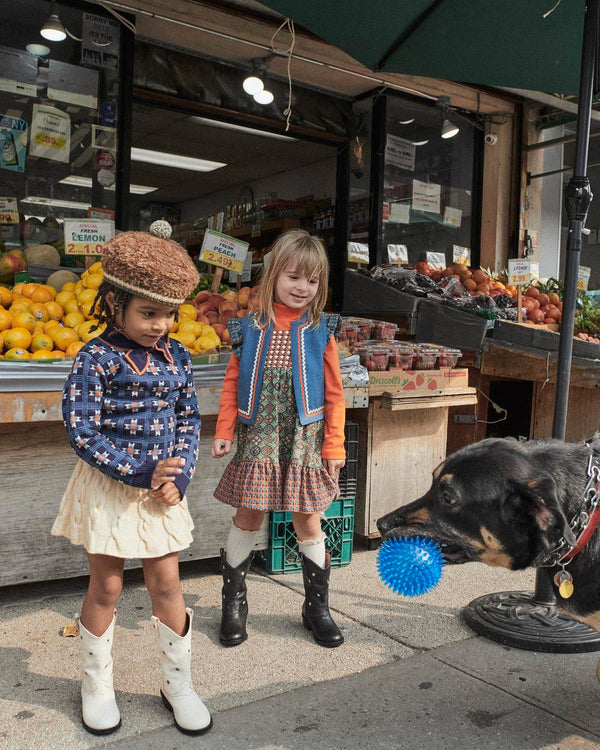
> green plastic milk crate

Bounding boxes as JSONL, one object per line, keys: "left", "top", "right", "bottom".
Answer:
{"left": 257, "top": 496, "right": 355, "bottom": 574}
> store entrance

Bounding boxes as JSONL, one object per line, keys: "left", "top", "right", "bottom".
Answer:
{"left": 127, "top": 101, "right": 340, "bottom": 289}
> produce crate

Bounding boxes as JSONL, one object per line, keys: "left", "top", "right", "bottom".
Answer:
{"left": 338, "top": 421, "right": 358, "bottom": 499}
{"left": 415, "top": 300, "right": 490, "bottom": 351}
{"left": 256, "top": 497, "right": 355, "bottom": 574}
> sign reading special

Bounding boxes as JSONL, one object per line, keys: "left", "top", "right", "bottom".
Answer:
{"left": 64, "top": 219, "right": 114, "bottom": 255}
{"left": 200, "top": 229, "right": 249, "bottom": 273}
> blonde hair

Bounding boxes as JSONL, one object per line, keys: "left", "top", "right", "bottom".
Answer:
{"left": 254, "top": 229, "right": 329, "bottom": 328}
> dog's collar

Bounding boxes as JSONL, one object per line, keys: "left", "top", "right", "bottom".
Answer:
{"left": 540, "top": 452, "right": 600, "bottom": 567}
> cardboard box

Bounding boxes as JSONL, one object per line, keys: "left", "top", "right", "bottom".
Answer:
{"left": 368, "top": 367, "right": 469, "bottom": 396}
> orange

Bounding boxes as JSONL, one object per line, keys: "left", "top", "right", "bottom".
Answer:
{"left": 30, "top": 286, "right": 53, "bottom": 303}
{"left": 61, "top": 282, "right": 77, "bottom": 293}
{"left": 0, "top": 331, "right": 4, "bottom": 353}
{"left": 9, "top": 301, "right": 30, "bottom": 316}
{"left": 11, "top": 311, "right": 36, "bottom": 332}
{"left": 77, "top": 287, "right": 97, "bottom": 306}
{"left": 74, "top": 281, "right": 84, "bottom": 295}
{"left": 41, "top": 284, "right": 57, "bottom": 299}
{"left": 31, "top": 349, "right": 55, "bottom": 360}
{"left": 29, "top": 302, "right": 49, "bottom": 322}
{"left": 63, "top": 298, "right": 80, "bottom": 315}
{"left": 178, "top": 303, "right": 198, "bottom": 321}
{"left": 80, "top": 320, "right": 105, "bottom": 343}
{"left": 221, "top": 289, "right": 238, "bottom": 301}
{"left": 31, "top": 333, "right": 54, "bottom": 352}
{"left": 51, "top": 326, "right": 79, "bottom": 351}
{"left": 56, "top": 290, "right": 75, "bottom": 308}
{"left": 65, "top": 340, "right": 85, "bottom": 358}
{"left": 0, "top": 287, "right": 11, "bottom": 307}
{"left": 50, "top": 349, "right": 66, "bottom": 358}
{"left": 11, "top": 282, "right": 25, "bottom": 296}
{"left": 4, "top": 327, "right": 32, "bottom": 350}
{"left": 21, "top": 283, "right": 38, "bottom": 299}
{"left": 32, "top": 323, "right": 45, "bottom": 336}
{"left": 63, "top": 311, "right": 85, "bottom": 328}
{"left": 44, "top": 300, "right": 64, "bottom": 321}
{"left": 83, "top": 273, "right": 103, "bottom": 290}
{"left": 4, "top": 347, "right": 31, "bottom": 360}
{"left": 44, "top": 319, "right": 61, "bottom": 334}
{"left": 0, "top": 309, "right": 11, "bottom": 331}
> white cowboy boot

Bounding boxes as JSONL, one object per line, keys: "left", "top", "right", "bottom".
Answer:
{"left": 151, "top": 607, "right": 213, "bottom": 735}
{"left": 78, "top": 611, "right": 121, "bottom": 735}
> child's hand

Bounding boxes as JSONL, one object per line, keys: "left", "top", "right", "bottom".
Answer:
{"left": 323, "top": 458, "right": 345, "bottom": 499}
{"left": 151, "top": 457, "right": 185, "bottom": 488}
{"left": 151, "top": 482, "right": 182, "bottom": 506}
{"left": 212, "top": 438, "right": 232, "bottom": 458}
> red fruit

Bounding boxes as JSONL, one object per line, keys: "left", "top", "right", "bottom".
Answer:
{"left": 194, "top": 291, "right": 210, "bottom": 304}
{"left": 527, "top": 309, "right": 545, "bottom": 324}
{"left": 206, "top": 311, "right": 218, "bottom": 323}
{"left": 538, "top": 293, "right": 550, "bottom": 306}
{"left": 195, "top": 313, "right": 210, "bottom": 324}
{"left": 415, "top": 261, "right": 432, "bottom": 276}
{"left": 208, "top": 294, "right": 224, "bottom": 310}
{"left": 430, "top": 270, "right": 443, "bottom": 282}
{"left": 525, "top": 286, "right": 540, "bottom": 298}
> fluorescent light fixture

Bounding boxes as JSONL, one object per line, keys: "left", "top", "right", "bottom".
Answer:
{"left": 412, "top": 139, "right": 429, "bottom": 146}
{"left": 131, "top": 147, "right": 226, "bottom": 172}
{"left": 441, "top": 118, "right": 459, "bottom": 139}
{"left": 59, "top": 175, "right": 157, "bottom": 194}
{"left": 189, "top": 116, "right": 296, "bottom": 141}
{"left": 399, "top": 118, "right": 415, "bottom": 125}
{"left": 242, "top": 76, "right": 264, "bottom": 95}
{"left": 253, "top": 89, "right": 274, "bottom": 105}
{"left": 26, "top": 42, "right": 50, "bottom": 56}
{"left": 22, "top": 196, "right": 90, "bottom": 210}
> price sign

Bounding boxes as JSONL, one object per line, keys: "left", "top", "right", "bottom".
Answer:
{"left": 452, "top": 245, "right": 471, "bottom": 265}
{"left": 578, "top": 265, "right": 591, "bottom": 291}
{"left": 426, "top": 251, "right": 446, "bottom": 270}
{"left": 387, "top": 244, "right": 408, "bottom": 264}
{"left": 64, "top": 219, "right": 114, "bottom": 255}
{"left": 347, "top": 242, "right": 369, "bottom": 264}
{"left": 0, "top": 197, "right": 18, "bottom": 224}
{"left": 508, "top": 258, "right": 531, "bottom": 286}
{"left": 200, "top": 229, "right": 249, "bottom": 274}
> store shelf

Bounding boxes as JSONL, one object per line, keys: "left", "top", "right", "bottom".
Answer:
{"left": 226, "top": 217, "right": 300, "bottom": 239}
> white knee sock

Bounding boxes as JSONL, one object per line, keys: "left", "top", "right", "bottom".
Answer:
{"left": 298, "top": 536, "right": 326, "bottom": 568}
{"left": 225, "top": 523, "right": 259, "bottom": 568}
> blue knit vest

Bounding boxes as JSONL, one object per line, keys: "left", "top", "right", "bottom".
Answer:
{"left": 229, "top": 312, "right": 339, "bottom": 426}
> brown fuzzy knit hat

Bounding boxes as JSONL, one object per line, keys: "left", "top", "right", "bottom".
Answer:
{"left": 101, "top": 225, "right": 199, "bottom": 306}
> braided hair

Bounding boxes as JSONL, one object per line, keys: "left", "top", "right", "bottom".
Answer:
{"left": 91, "top": 280, "right": 133, "bottom": 331}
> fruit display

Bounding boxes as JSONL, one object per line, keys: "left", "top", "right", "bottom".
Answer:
{"left": 0, "top": 262, "right": 256, "bottom": 361}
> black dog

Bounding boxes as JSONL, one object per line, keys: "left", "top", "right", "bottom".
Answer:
{"left": 377, "top": 436, "right": 600, "bottom": 636}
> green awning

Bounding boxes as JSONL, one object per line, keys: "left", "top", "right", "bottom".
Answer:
{"left": 261, "top": 0, "right": 588, "bottom": 96}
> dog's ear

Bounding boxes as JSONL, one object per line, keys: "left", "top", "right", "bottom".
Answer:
{"left": 509, "top": 474, "right": 576, "bottom": 547}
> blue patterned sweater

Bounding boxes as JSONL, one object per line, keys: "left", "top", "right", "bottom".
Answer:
{"left": 62, "top": 327, "right": 200, "bottom": 496}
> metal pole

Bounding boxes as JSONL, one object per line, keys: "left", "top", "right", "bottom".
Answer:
{"left": 464, "top": 0, "right": 600, "bottom": 652}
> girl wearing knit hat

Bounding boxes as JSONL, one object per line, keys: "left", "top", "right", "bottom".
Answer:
{"left": 51, "top": 223, "right": 212, "bottom": 737}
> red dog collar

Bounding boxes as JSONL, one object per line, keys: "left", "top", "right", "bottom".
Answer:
{"left": 562, "top": 503, "right": 600, "bottom": 561}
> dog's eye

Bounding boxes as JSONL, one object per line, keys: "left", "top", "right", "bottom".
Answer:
{"left": 444, "top": 494, "right": 458, "bottom": 506}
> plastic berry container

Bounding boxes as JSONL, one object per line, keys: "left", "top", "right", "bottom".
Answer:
{"left": 413, "top": 345, "right": 439, "bottom": 370}
{"left": 344, "top": 324, "right": 359, "bottom": 346}
{"left": 436, "top": 347, "right": 461, "bottom": 369}
{"left": 387, "top": 343, "right": 415, "bottom": 370}
{"left": 371, "top": 320, "right": 399, "bottom": 341}
{"left": 356, "top": 345, "right": 390, "bottom": 371}
{"left": 356, "top": 318, "right": 374, "bottom": 341}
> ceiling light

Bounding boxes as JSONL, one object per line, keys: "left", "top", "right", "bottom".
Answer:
{"left": 441, "top": 119, "right": 459, "bottom": 139}
{"left": 40, "top": 1, "right": 67, "bottom": 42}
{"left": 21, "top": 196, "right": 90, "bottom": 210}
{"left": 59, "top": 175, "right": 158, "bottom": 194}
{"left": 242, "top": 76, "right": 264, "bottom": 95}
{"left": 189, "top": 116, "right": 296, "bottom": 141}
{"left": 399, "top": 118, "right": 415, "bottom": 125}
{"left": 412, "top": 139, "right": 429, "bottom": 146}
{"left": 130, "top": 147, "right": 226, "bottom": 172}
{"left": 253, "top": 90, "right": 274, "bottom": 105}
{"left": 26, "top": 43, "right": 51, "bottom": 56}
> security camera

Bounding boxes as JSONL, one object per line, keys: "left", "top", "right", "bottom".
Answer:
{"left": 485, "top": 133, "right": 498, "bottom": 145}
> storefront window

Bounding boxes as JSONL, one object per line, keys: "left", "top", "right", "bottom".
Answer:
{"left": 372, "top": 94, "right": 482, "bottom": 269}
{"left": 0, "top": 1, "right": 121, "bottom": 275}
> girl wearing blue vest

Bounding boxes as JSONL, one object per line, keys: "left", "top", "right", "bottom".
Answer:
{"left": 212, "top": 229, "right": 346, "bottom": 648}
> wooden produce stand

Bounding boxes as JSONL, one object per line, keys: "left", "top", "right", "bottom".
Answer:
{"left": 349, "top": 367, "right": 477, "bottom": 545}
{"left": 0, "top": 363, "right": 368, "bottom": 588}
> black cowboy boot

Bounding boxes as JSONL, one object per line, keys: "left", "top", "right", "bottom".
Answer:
{"left": 219, "top": 548, "right": 254, "bottom": 647}
{"left": 300, "top": 552, "right": 344, "bottom": 648}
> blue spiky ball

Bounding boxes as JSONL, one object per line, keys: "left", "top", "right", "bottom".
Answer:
{"left": 377, "top": 536, "right": 444, "bottom": 597}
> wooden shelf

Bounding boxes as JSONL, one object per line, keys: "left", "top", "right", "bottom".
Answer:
{"left": 226, "top": 217, "right": 300, "bottom": 240}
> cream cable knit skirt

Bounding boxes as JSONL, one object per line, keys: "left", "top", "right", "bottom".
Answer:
{"left": 51, "top": 459, "right": 194, "bottom": 558}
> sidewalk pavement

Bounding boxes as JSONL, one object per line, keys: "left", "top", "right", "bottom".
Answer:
{"left": 2, "top": 547, "right": 600, "bottom": 750}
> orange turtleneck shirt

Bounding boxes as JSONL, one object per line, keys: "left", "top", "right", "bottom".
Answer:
{"left": 214, "top": 303, "right": 346, "bottom": 459}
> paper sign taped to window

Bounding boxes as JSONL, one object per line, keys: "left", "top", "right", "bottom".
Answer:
{"left": 412, "top": 180, "right": 441, "bottom": 214}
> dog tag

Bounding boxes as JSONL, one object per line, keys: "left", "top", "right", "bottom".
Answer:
{"left": 559, "top": 579, "right": 575, "bottom": 599}
{"left": 553, "top": 570, "right": 570, "bottom": 587}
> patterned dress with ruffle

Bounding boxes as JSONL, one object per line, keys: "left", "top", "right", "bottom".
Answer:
{"left": 214, "top": 328, "right": 338, "bottom": 513}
